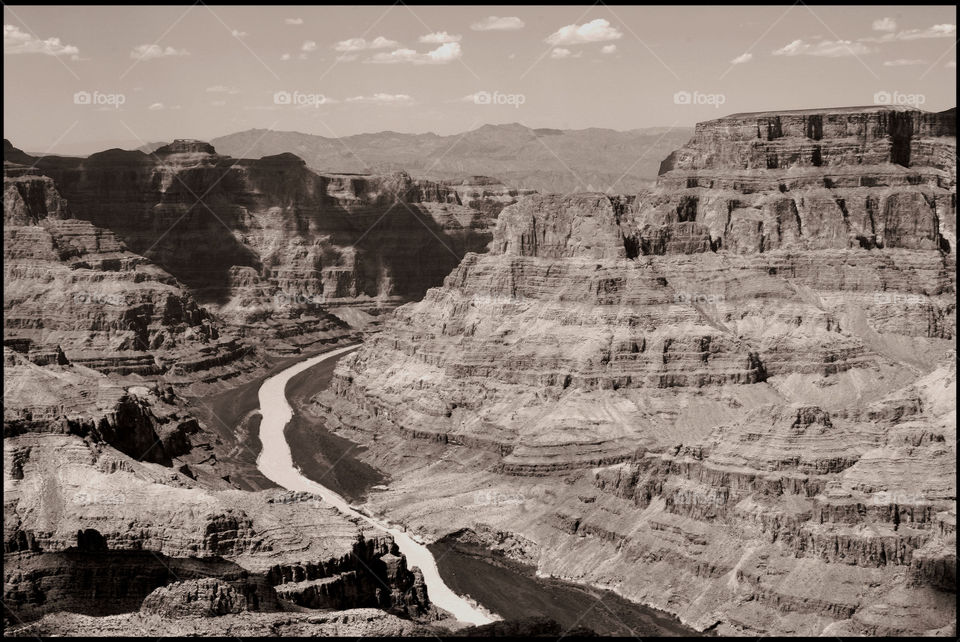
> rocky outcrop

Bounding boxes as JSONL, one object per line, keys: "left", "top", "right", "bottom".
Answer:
{"left": 8, "top": 608, "right": 434, "bottom": 637}
{"left": 3, "top": 164, "right": 272, "bottom": 379}
{"left": 3, "top": 430, "right": 432, "bottom": 625}
{"left": 140, "top": 579, "right": 250, "bottom": 617}
{"left": 646, "top": 106, "right": 955, "bottom": 255}
{"left": 8, "top": 140, "right": 509, "bottom": 346}
{"left": 313, "top": 106, "right": 956, "bottom": 635}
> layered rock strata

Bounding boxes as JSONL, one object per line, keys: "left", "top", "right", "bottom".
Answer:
{"left": 3, "top": 167, "right": 270, "bottom": 378}
{"left": 3, "top": 147, "right": 442, "bottom": 633}
{"left": 315, "top": 106, "right": 956, "bottom": 635}
{"left": 10, "top": 139, "right": 511, "bottom": 343}
{"left": 3, "top": 427, "right": 431, "bottom": 625}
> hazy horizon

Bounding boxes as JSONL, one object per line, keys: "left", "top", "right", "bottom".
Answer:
{"left": 9, "top": 120, "right": 695, "bottom": 156}
{"left": 4, "top": 4, "right": 957, "bottom": 154}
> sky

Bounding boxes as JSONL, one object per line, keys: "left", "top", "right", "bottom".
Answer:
{"left": 3, "top": 4, "right": 957, "bottom": 154}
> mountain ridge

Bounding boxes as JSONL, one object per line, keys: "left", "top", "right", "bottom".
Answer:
{"left": 206, "top": 123, "right": 694, "bottom": 194}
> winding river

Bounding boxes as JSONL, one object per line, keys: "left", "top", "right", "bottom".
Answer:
{"left": 255, "top": 344, "right": 497, "bottom": 626}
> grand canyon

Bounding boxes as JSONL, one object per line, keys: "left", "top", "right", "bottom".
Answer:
{"left": 4, "top": 4, "right": 957, "bottom": 639}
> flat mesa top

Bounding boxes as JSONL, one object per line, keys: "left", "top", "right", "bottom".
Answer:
{"left": 722, "top": 105, "right": 926, "bottom": 118}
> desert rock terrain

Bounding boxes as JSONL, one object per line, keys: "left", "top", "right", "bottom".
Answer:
{"left": 313, "top": 106, "right": 957, "bottom": 636}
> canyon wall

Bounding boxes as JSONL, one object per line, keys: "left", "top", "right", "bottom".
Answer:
{"left": 16, "top": 139, "right": 517, "bottom": 344}
{"left": 315, "top": 106, "right": 956, "bottom": 635}
{"left": 4, "top": 141, "right": 504, "bottom": 631}
{"left": 4, "top": 420, "right": 430, "bottom": 626}
{"left": 4, "top": 165, "right": 269, "bottom": 379}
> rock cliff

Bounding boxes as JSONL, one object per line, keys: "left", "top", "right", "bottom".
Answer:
{"left": 13, "top": 140, "right": 515, "bottom": 345}
{"left": 3, "top": 419, "right": 433, "bottom": 627}
{"left": 3, "top": 166, "right": 266, "bottom": 378}
{"left": 314, "top": 106, "right": 956, "bottom": 635}
{"left": 3, "top": 144, "right": 483, "bottom": 632}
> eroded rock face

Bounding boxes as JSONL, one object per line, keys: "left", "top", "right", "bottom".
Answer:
{"left": 140, "top": 579, "right": 250, "bottom": 617}
{"left": 3, "top": 431, "right": 431, "bottom": 624}
{"left": 11, "top": 140, "right": 510, "bottom": 344}
{"left": 3, "top": 147, "right": 442, "bottom": 633}
{"left": 315, "top": 106, "right": 956, "bottom": 635}
{"left": 3, "top": 164, "right": 273, "bottom": 379}
{"left": 644, "top": 106, "right": 955, "bottom": 256}
{"left": 7, "top": 607, "right": 434, "bottom": 637}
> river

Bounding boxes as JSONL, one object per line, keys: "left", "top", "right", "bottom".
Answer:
{"left": 254, "top": 344, "right": 497, "bottom": 626}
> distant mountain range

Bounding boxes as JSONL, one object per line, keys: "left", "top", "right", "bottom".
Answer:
{"left": 192, "top": 123, "right": 693, "bottom": 194}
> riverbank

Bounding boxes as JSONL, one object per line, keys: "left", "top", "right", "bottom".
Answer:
{"left": 284, "top": 346, "right": 384, "bottom": 502}
{"left": 282, "top": 357, "right": 700, "bottom": 637}
{"left": 428, "top": 531, "right": 699, "bottom": 637}
{"left": 255, "top": 347, "right": 498, "bottom": 627}
{"left": 185, "top": 341, "right": 359, "bottom": 490}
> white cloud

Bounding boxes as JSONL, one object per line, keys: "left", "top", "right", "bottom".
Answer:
{"left": 345, "top": 93, "right": 414, "bottom": 104}
{"left": 862, "top": 23, "right": 956, "bottom": 43}
{"left": 425, "top": 41, "right": 462, "bottom": 63}
{"left": 368, "top": 41, "right": 462, "bottom": 64}
{"left": 471, "top": 16, "right": 525, "bottom": 31}
{"left": 873, "top": 17, "right": 897, "bottom": 32}
{"left": 947, "top": 60, "right": 957, "bottom": 68}
{"left": 883, "top": 58, "right": 928, "bottom": 66}
{"left": 280, "top": 53, "right": 291, "bottom": 61}
{"left": 730, "top": 52, "right": 753, "bottom": 64}
{"left": 546, "top": 18, "right": 622, "bottom": 46}
{"left": 206, "top": 85, "right": 240, "bottom": 94}
{"left": 772, "top": 38, "right": 873, "bottom": 57}
{"left": 335, "top": 36, "right": 400, "bottom": 51}
{"left": 419, "top": 31, "right": 461, "bottom": 44}
{"left": 211, "top": 100, "right": 227, "bottom": 106}
{"left": 148, "top": 102, "right": 165, "bottom": 110}
{"left": 130, "top": 44, "right": 189, "bottom": 60}
{"left": 369, "top": 48, "right": 418, "bottom": 63}
{"left": 4, "top": 24, "right": 79, "bottom": 58}
{"left": 550, "top": 47, "right": 581, "bottom": 59}
{"left": 301, "top": 40, "right": 317, "bottom": 52}
{"left": 601, "top": 44, "right": 617, "bottom": 55}
{"left": 285, "top": 18, "right": 303, "bottom": 25}
{"left": 336, "top": 53, "right": 358, "bottom": 62}
{"left": 231, "top": 29, "right": 247, "bottom": 38}
{"left": 892, "top": 23, "right": 955, "bottom": 40}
